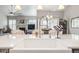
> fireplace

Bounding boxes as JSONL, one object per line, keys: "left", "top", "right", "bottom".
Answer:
{"left": 19, "top": 27, "right": 25, "bottom": 31}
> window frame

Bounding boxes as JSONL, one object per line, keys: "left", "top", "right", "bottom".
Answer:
{"left": 71, "top": 17, "right": 79, "bottom": 28}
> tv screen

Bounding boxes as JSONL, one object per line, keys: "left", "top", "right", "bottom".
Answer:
{"left": 28, "top": 24, "right": 35, "bottom": 30}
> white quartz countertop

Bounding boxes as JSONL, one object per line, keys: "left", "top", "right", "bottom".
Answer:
{"left": 0, "top": 34, "right": 79, "bottom": 52}
{"left": 0, "top": 34, "right": 25, "bottom": 49}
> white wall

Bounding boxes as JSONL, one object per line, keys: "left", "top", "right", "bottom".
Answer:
{"left": 16, "top": 5, "right": 37, "bottom": 16}
{"left": 0, "top": 5, "right": 8, "bottom": 28}
{"left": 64, "top": 6, "right": 79, "bottom": 34}
{"left": 0, "top": 14, "right": 7, "bottom": 28}
{"left": 37, "top": 10, "right": 64, "bottom": 18}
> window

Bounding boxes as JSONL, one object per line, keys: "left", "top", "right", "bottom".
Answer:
{"left": 48, "top": 18, "right": 59, "bottom": 29}
{"left": 40, "top": 18, "right": 59, "bottom": 29}
{"left": 40, "top": 18, "right": 48, "bottom": 29}
{"left": 72, "top": 17, "right": 79, "bottom": 28}
{"left": 28, "top": 19, "right": 37, "bottom": 24}
{"left": 9, "top": 19, "right": 16, "bottom": 30}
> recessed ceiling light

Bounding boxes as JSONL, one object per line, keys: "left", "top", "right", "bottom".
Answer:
{"left": 15, "top": 5, "right": 22, "bottom": 11}
{"left": 58, "top": 5, "right": 64, "bottom": 10}
{"left": 37, "top": 5, "right": 43, "bottom": 10}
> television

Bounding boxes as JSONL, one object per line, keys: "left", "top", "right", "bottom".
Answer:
{"left": 28, "top": 24, "right": 35, "bottom": 30}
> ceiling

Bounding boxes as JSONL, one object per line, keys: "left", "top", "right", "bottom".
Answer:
{"left": 0, "top": 5, "right": 67, "bottom": 16}
{"left": 37, "top": 5, "right": 64, "bottom": 11}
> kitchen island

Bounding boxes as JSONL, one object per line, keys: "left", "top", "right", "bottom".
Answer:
{"left": 0, "top": 34, "right": 79, "bottom": 53}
